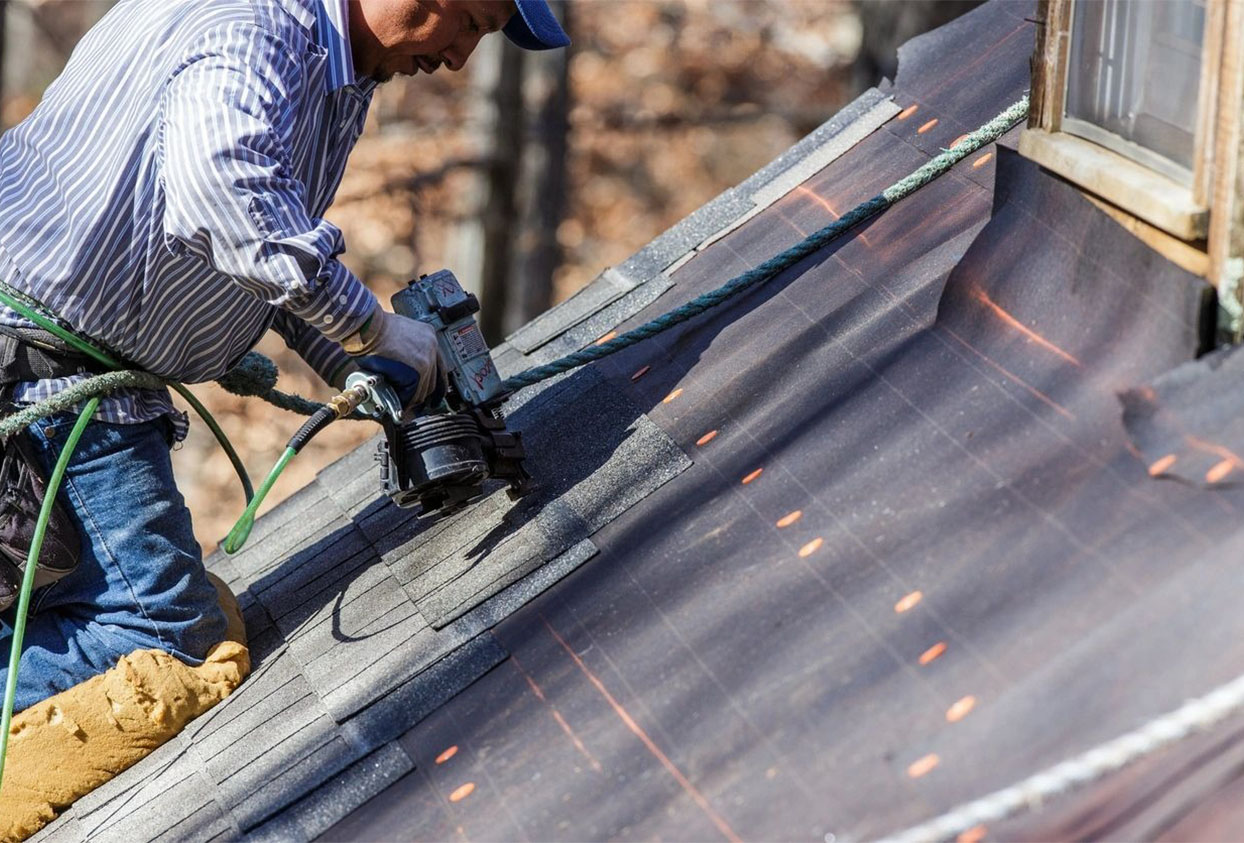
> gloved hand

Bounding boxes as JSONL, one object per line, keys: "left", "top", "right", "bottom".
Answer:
{"left": 343, "top": 305, "right": 445, "bottom": 410}
{"left": 328, "top": 358, "right": 361, "bottom": 390}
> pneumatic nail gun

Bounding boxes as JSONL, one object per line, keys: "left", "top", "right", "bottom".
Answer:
{"left": 346, "top": 270, "right": 532, "bottom": 516}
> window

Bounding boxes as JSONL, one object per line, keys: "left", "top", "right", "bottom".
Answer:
{"left": 1063, "top": 0, "right": 1206, "bottom": 185}
{"left": 1020, "top": 0, "right": 1222, "bottom": 243}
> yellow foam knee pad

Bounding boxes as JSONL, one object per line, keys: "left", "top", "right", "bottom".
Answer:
{"left": 0, "top": 574, "right": 251, "bottom": 841}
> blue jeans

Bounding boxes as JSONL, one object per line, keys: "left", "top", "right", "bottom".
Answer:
{"left": 0, "top": 413, "right": 226, "bottom": 711}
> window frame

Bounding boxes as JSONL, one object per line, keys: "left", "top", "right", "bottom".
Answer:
{"left": 1022, "top": 0, "right": 1230, "bottom": 245}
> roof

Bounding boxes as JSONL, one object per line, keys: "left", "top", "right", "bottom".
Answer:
{"left": 32, "top": 0, "right": 1244, "bottom": 839}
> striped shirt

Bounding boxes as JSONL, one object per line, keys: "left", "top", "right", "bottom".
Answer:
{"left": 0, "top": 0, "right": 379, "bottom": 434}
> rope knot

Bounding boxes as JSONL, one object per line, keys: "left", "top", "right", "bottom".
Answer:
{"left": 216, "top": 352, "right": 279, "bottom": 398}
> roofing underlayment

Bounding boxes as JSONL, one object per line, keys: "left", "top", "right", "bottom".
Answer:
{"left": 32, "top": 1, "right": 1244, "bottom": 839}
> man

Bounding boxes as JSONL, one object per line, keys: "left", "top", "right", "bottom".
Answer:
{"left": 0, "top": 0, "right": 568, "bottom": 710}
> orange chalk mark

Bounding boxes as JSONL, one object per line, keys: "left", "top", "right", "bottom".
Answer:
{"left": 1207, "top": 459, "right": 1234, "bottom": 484}
{"left": 950, "top": 134, "right": 969, "bottom": 149}
{"left": 917, "top": 118, "right": 939, "bottom": 134}
{"left": 972, "top": 152, "right": 993, "bottom": 169}
{"left": 942, "top": 326, "right": 1075, "bottom": 421}
{"left": 907, "top": 754, "right": 940, "bottom": 778}
{"left": 971, "top": 286, "right": 1081, "bottom": 367}
{"left": 1148, "top": 454, "right": 1177, "bottom": 476}
{"left": 449, "top": 782, "right": 475, "bottom": 802}
{"left": 631, "top": 365, "right": 651, "bottom": 381}
{"left": 798, "top": 538, "right": 823, "bottom": 557}
{"left": 435, "top": 746, "right": 459, "bottom": 765}
{"left": 663, "top": 388, "right": 683, "bottom": 404}
{"left": 794, "top": 185, "right": 839, "bottom": 219}
{"left": 919, "top": 642, "right": 948, "bottom": 665}
{"left": 793, "top": 186, "right": 872, "bottom": 247}
{"left": 741, "top": 468, "right": 763, "bottom": 485}
{"left": 542, "top": 616, "right": 744, "bottom": 843}
{"left": 894, "top": 591, "right": 923, "bottom": 613}
{"left": 513, "top": 656, "right": 603, "bottom": 773}
{"left": 1186, "top": 436, "right": 1244, "bottom": 475}
{"left": 898, "top": 104, "right": 920, "bottom": 120}
{"left": 551, "top": 709, "right": 604, "bottom": 772}
{"left": 696, "top": 430, "right": 718, "bottom": 446}
{"left": 595, "top": 331, "right": 617, "bottom": 346}
{"left": 776, "top": 510, "right": 802, "bottom": 528}
{"left": 958, "top": 825, "right": 988, "bottom": 843}
{"left": 946, "top": 696, "right": 977, "bottom": 722}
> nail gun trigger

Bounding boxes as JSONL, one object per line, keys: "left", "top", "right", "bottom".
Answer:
{"left": 374, "top": 381, "right": 403, "bottom": 424}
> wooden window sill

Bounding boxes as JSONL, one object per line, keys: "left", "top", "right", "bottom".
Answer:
{"left": 1018, "top": 128, "right": 1209, "bottom": 241}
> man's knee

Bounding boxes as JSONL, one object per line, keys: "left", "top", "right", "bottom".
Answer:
{"left": 13, "top": 414, "right": 230, "bottom": 699}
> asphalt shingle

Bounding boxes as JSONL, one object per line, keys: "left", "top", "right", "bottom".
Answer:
{"left": 246, "top": 742, "right": 414, "bottom": 843}
{"left": 248, "top": 521, "right": 372, "bottom": 617}
{"left": 340, "top": 632, "right": 509, "bottom": 753}
{"left": 520, "top": 273, "right": 676, "bottom": 371}
{"left": 29, "top": 811, "right": 83, "bottom": 843}
{"left": 221, "top": 732, "right": 362, "bottom": 831}
{"left": 506, "top": 267, "right": 641, "bottom": 354}
{"left": 93, "top": 776, "right": 232, "bottom": 843}
{"left": 77, "top": 746, "right": 224, "bottom": 842}
{"left": 318, "top": 621, "right": 481, "bottom": 722}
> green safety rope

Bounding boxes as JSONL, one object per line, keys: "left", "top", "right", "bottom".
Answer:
{"left": 500, "top": 95, "right": 1030, "bottom": 393}
{"left": 0, "top": 95, "right": 1030, "bottom": 796}
{"left": 0, "top": 371, "right": 163, "bottom": 439}
{"left": 214, "top": 350, "right": 330, "bottom": 417}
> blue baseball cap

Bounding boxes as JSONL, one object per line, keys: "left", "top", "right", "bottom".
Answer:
{"left": 503, "top": 0, "right": 571, "bottom": 50}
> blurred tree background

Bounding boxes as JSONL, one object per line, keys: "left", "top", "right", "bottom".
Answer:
{"left": 0, "top": 0, "right": 977, "bottom": 550}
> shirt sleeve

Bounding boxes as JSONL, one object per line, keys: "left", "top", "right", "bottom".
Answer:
{"left": 270, "top": 310, "right": 353, "bottom": 387}
{"left": 159, "top": 22, "right": 375, "bottom": 343}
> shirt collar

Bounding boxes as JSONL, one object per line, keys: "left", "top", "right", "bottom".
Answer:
{"left": 313, "top": 0, "right": 357, "bottom": 91}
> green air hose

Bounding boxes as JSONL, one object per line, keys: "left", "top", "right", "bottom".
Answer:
{"left": 223, "top": 394, "right": 365, "bottom": 553}
{"left": 223, "top": 447, "right": 297, "bottom": 554}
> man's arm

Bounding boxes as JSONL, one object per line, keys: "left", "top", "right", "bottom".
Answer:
{"left": 269, "top": 311, "right": 356, "bottom": 389}
{"left": 159, "top": 21, "right": 374, "bottom": 344}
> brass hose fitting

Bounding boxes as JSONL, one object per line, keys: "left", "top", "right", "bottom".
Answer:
{"left": 328, "top": 384, "right": 371, "bottom": 419}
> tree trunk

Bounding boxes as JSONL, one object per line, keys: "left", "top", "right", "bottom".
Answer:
{"left": 449, "top": 36, "right": 525, "bottom": 345}
{"left": 477, "top": 43, "right": 525, "bottom": 343}
{"left": 450, "top": 3, "right": 574, "bottom": 342}
{"left": 510, "top": 0, "right": 573, "bottom": 332}
{"left": 852, "top": 0, "right": 984, "bottom": 93}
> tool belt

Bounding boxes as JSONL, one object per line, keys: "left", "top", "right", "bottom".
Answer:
{"left": 0, "top": 326, "right": 99, "bottom": 610}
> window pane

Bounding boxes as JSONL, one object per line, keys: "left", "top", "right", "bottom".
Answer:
{"left": 1065, "top": 0, "right": 1205, "bottom": 182}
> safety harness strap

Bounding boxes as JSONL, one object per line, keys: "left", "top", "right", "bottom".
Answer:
{"left": 0, "top": 326, "right": 108, "bottom": 384}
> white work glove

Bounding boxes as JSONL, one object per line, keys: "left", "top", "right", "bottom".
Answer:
{"left": 343, "top": 305, "right": 446, "bottom": 409}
